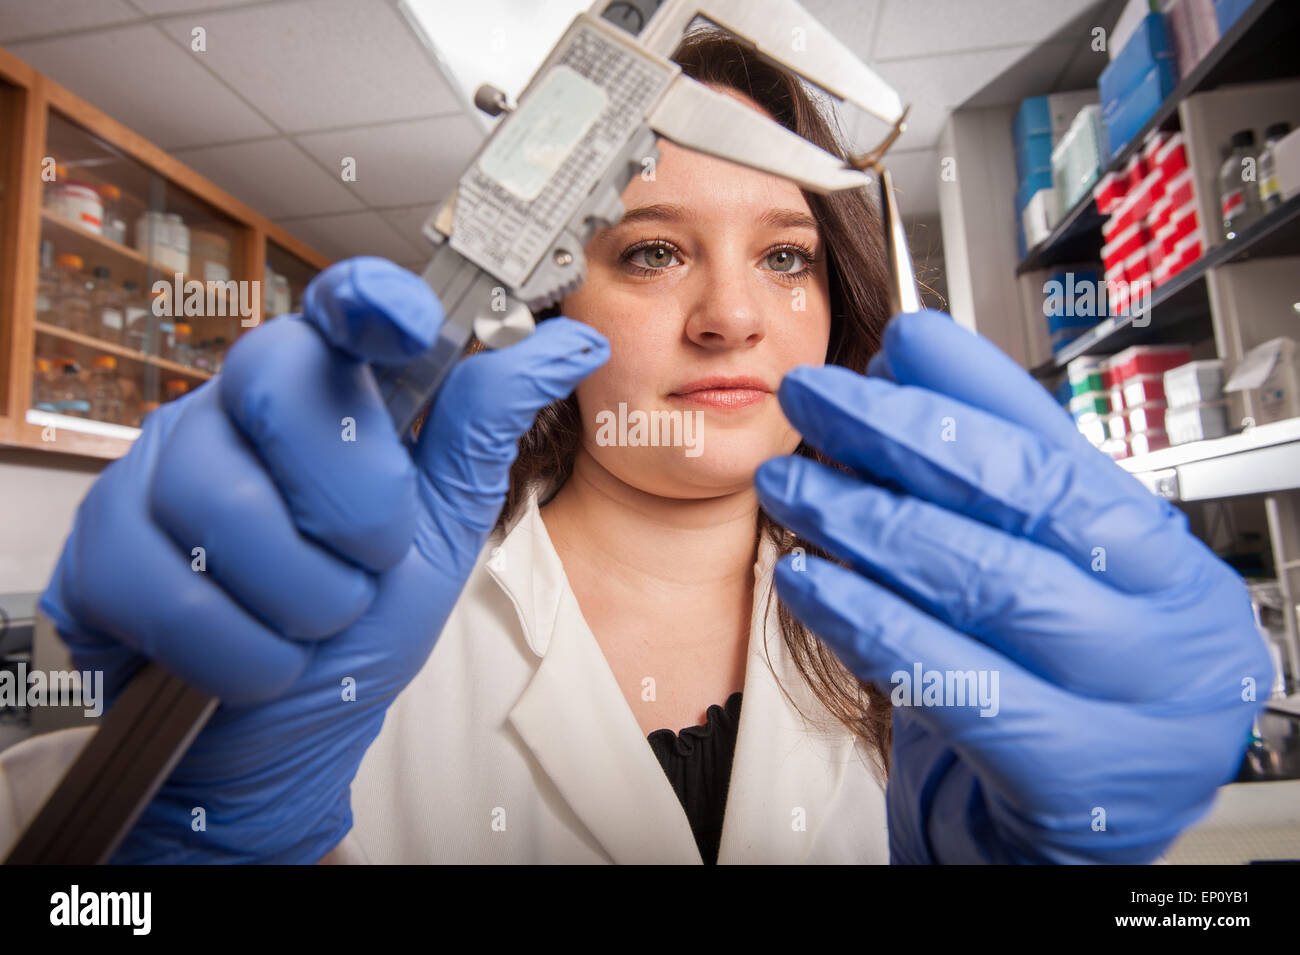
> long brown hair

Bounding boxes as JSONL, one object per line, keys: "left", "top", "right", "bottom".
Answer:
{"left": 486, "top": 27, "right": 895, "bottom": 777}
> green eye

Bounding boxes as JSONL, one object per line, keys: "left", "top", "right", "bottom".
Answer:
{"left": 769, "top": 249, "right": 801, "bottom": 272}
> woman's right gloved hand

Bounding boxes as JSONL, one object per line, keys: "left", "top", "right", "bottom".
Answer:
{"left": 38, "top": 256, "right": 609, "bottom": 863}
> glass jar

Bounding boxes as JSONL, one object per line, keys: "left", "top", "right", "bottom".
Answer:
{"left": 47, "top": 181, "right": 103, "bottom": 234}
{"left": 165, "top": 213, "right": 190, "bottom": 275}
{"left": 163, "top": 379, "right": 189, "bottom": 405}
{"left": 36, "top": 240, "right": 57, "bottom": 321}
{"left": 173, "top": 322, "right": 194, "bottom": 366}
{"left": 53, "top": 254, "right": 89, "bottom": 332}
{"left": 30, "top": 358, "right": 56, "bottom": 412}
{"left": 89, "top": 266, "right": 127, "bottom": 344}
{"left": 88, "top": 355, "right": 124, "bottom": 424}
{"left": 136, "top": 211, "right": 168, "bottom": 268}
{"left": 99, "top": 184, "right": 127, "bottom": 244}
{"left": 52, "top": 360, "right": 91, "bottom": 418}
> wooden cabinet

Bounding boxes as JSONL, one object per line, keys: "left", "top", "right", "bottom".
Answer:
{"left": 0, "top": 45, "right": 331, "bottom": 460}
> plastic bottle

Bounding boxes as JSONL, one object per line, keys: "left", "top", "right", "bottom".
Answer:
{"left": 53, "top": 254, "right": 89, "bottom": 332}
{"left": 87, "top": 355, "right": 124, "bottom": 424}
{"left": 1219, "top": 129, "right": 1263, "bottom": 241}
{"left": 211, "top": 336, "right": 228, "bottom": 373}
{"left": 52, "top": 360, "right": 91, "bottom": 418}
{"left": 30, "top": 358, "right": 56, "bottom": 412}
{"left": 122, "top": 280, "right": 149, "bottom": 353}
{"left": 1258, "top": 122, "right": 1292, "bottom": 214}
{"left": 99, "top": 184, "right": 127, "bottom": 245}
{"left": 36, "top": 240, "right": 57, "bottom": 321}
{"left": 173, "top": 322, "right": 194, "bottom": 366}
{"left": 89, "top": 266, "right": 126, "bottom": 344}
{"left": 165, "top": 213, "right": 190, "bottom": 274}
{"left": 163, "top": 379, "right": 189, "bottom": 405}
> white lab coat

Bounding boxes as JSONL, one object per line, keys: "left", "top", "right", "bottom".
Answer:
{"left": 0, "top": 489, "right": 890, "bottom": 864}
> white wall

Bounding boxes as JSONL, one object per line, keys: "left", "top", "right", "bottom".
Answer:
{"left": 938, "top": 105, "right": 1029, "bottom": 367}
{"left": 0, "top": 450, "right": 102, "bottom": 595}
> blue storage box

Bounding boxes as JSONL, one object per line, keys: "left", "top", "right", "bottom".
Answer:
{"left": 1052, "top": 377, "right": 1074, "bottom": 406}
{"left": 1214, "top": 0, "right": 1253, "bottom": 35}
{"left": 1015, "top": 96, "right": 1052, "bottom": 142}
{"left": 1016, "top": 171, "right": 1053, "bottom": 211}
{"left": 1051, "top": 327, "right": 1092, "bottom": 354}
{"left": 1104, "top": 64, "right": 1178, "bottom": 158}
{"left": 1099, "top": 13, "right": 1176, "bottom": 117}
{"left": 1015, "top": 133, "right": 1054, "bottom": 181}
{"left": 1044, "top": 268, "right": 1107, "bottom": 334}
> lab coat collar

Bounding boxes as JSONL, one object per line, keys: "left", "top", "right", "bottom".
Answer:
{"left": 489, "top": 489, "right": 860, "bottom": 864}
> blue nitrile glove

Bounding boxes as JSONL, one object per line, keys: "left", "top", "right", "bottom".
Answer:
{"left": 39, "top": 256, "right": 609, "bottom": 863}
{"left": 754, "top": 309, "right": 1273, "bottom": 865}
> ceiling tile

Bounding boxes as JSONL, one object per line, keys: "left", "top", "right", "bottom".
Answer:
{"left": 273, "top": 210, "right": 423, "bottom": 263}
{"left": 847, "top": 45, "right": 1029, "bottom": 150}
{"left": 126, "top": 0, "right": 262, "bottom": 13}
{"left": 0, "top": 0, "right": 140, "bottom": 43}
{"left": 170, "top": 137, "right": 364, "bottom": 218}
{"left": 872, "top": 0, "right": 1096, "bottom": 60}
{"left": 797, "top": 0, "right": 881, "bottom": 60}
{"left": 962, "top": 40, "right": 1080, "bottom": 108}
{"left": 156, "top": 0, "right": 461, "bottom": 134}
{"left": 294, "top": 114, "right": 482, "bottom": 208}
{"left": 377, "top": 205, "right": 438, "bottom": 258}
{"left": 8, "top": 24, "right": 277, "bottom": 149}
{"left": 886, "top": 147, "right": 940, "bottom": 217}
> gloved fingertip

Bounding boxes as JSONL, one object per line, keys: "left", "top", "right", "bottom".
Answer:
{"left": 866, "top": 349, "right": 895, "bottom": 382}
{"left": 303, "top": 257, "right": 443, "bottom": 363}
{"left": 753, "top": 455, "right": 797, "bottom": 504}
{"left": 542, "top": 315, "right": 610, "bottom": 354}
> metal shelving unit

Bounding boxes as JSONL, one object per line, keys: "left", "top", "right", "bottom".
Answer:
{"left": 1031, "top": 193, "right": 1300, "bottom": 375}
{"left": 1015, "top": 0, "right": 1300, "bottom": 278}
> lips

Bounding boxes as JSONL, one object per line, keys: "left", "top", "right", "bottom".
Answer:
{"left": 669, "top": 376, "right": 771, "bottom": 410}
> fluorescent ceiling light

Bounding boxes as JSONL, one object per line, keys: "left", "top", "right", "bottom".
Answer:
{"left": 399, "top": 0, "right": 593, "bottom": 133}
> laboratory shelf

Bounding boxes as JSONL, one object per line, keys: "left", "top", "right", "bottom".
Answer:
{"left": 1030, "top": 193, "right": 1300, "bottom": 377}
{"left": 1014, "top": 0, "right": 1300, "bottom": 277}
{"left": 1118, "top": 416, "right": 1300, "bottom": 501}
{"left": 34, "top": 321, "right": 213, "bottom": 380}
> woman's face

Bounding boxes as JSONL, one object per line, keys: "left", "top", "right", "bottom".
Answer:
{"left": 559, "top": 86, "right": 833, "bottom": 500}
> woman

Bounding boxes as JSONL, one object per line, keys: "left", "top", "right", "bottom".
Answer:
{"left": 0, "top": 29, "right": 1267, "bottom": 866}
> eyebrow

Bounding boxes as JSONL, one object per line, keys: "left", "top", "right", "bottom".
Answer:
{"left": 617, "top": 202, "right": 819, "bottom": 233}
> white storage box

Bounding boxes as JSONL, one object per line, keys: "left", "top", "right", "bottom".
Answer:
{"left": 1165, "top": 401, "right": 1229, "bottom": 445}
{"left": 1163, "top": 359, "right": 1224, "bottom": 407}
{"left": 1225, "top": 338, "right": 1300, "bottom": 427}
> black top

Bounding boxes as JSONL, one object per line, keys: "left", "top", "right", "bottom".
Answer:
{"left": 645, "top": 691, "right": 743, "bottom": 865}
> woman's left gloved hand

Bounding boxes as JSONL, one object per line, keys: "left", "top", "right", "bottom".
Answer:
{"left": 754, "top": 309, "right": 1274, "bottom": 864}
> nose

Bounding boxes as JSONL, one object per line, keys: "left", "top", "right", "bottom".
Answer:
{"left": 682, "top": 259, "right": 768, "bottom": 350}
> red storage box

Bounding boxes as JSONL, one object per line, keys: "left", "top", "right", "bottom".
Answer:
{"left": 1123, "top": 153, "right": 1147, "bottom": 193}
{"left": 1149, "top": 193, "right": 1174, "bottom": 234}
{"left": 1145, "top": 239, "right": 1164, "bottom": 272}
{"left": 1169, "top": 233, "right": 1202, "bottom": 277}
{"left": 1125, "top": 248, "right": 1151, "bottom": 283}
{"left": 1142, "top": 130, "right": 1171, "bottom": 168}
{"left": 1122, "top": 373, "right": 1169, "bottom": 407}
{"left": 1102, "top": 221, "right": 1146, "bottom": 270}
{"left": 1094, "top": 170, "right": 1127, "bottom": 214}
{"left": 1155, "top": 132, "right": 1189, "bottom": 180}
{"left": 1165, "top": 169, "right": 1195, "bottom": 210}
{"left": 1127, "top": 400, "right": 1168, "bottom": 433}
{"left": 1110, "top": 345, "right": 1190, "bottom": 381}
{"left": 1128, "top": 428, "right": 1171, "bottom": 456}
